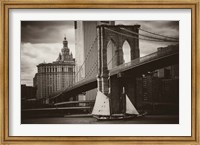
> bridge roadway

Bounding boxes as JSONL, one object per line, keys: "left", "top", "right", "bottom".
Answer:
{"left": 50, "top": 48, "right": 179, "bottom": 101}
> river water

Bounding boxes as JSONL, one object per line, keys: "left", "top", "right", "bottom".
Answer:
{"left": 22, "top": 115, "right": 178, "bottom": 124}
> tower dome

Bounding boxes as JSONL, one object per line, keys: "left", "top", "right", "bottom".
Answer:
{"left": 63, "top": 36, "right": 68, "bottom": 48}
{"left": 54, "top": 36, "right": 74, "bottom": 62}
{"left": 61, "top": 37, "right": 70, "bottom": 61}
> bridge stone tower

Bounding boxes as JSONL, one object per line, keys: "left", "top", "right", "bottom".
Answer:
{"left": 97, "top": 24, "right": 140, "bottom": 114}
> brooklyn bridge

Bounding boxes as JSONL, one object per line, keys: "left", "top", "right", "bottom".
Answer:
{"left": 22, "top": 23, "right": 179, "bottom": 124}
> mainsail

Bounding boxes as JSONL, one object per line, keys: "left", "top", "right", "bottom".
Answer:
{"left": 92, "top": 91, "right": 139, "bottom": 117}
{"left": 126, "top": 95, "right": 139, "bottom": 115}
{"left": 92, "top": 91, "right": 110, "bottom": 116}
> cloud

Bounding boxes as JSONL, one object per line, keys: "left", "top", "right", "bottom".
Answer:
{"left": 21, "top": 21, "right": 179, "bottom": 86}
{"left": 115, "top": 20, "right": 179, "bottom": 38}
{"left": 21, "top": 21, "right": 75, "bottom": 43}
{"left": 21, "top": 42, "right": 75, "bottom": 85}
{"left": 21, "top": 21, "right": 76, "bottom": 86}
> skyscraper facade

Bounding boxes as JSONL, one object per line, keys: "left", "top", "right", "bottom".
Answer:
{"left": 34, "top": 37, "right": 75, "bottom": 104}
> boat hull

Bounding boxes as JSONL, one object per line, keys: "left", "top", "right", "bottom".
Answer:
{"left": 93, "top": 112, "right": 147, "bottom": 121}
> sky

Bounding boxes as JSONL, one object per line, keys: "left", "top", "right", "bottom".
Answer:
{"left": 21, "top": 21, "right": 179, "bottom": 86}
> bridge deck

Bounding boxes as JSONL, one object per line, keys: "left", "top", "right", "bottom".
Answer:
{"left": 50, "top": 48, "right": 179, "bottom": 101}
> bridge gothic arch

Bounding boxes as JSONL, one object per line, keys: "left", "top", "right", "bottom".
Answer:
{"left": 97, "top": 24, "right": 141, "bottom": 95}
{"left": 122, "top": 40, "right": 131, "bottom": 63}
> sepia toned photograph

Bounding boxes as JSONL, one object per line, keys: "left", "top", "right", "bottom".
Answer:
{"left": 1, "top": 0, "right": 198, "bottom": 143}
{"left": 21, "top": 20, "right": 179, "bottom": 124}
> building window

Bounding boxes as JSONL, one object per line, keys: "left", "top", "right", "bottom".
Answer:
{"left": 68, "top": 67, "right": 73, "bottom": 73}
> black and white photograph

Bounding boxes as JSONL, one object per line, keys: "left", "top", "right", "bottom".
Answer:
{"left": 21, "top": 20, "right": 179, "bottom": 124}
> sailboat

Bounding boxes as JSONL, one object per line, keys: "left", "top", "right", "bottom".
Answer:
{"left": 92, "top": 88, "right": 145, "bottom": 121}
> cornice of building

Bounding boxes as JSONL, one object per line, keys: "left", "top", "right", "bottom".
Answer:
{"left": 37, "top": 61, "right": 75, "bottom": 67}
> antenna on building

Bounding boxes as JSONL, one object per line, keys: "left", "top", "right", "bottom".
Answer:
{"left": 64, "top": 34, "right": 66, "bottom": 40}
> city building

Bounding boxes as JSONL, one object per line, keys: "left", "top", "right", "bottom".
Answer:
{"left": 74, "top": 21, "right": 114, "bottom": 101}
{"left": 135, "top": 45, "right": 179, "bottom": 114}
{"left": 34, "top": 37, "right": 75, "bottom": 104}
{"left": 21, "top": 84, "right": 37, "bottom": 101}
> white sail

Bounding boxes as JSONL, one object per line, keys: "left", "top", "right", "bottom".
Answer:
{"left": 126, "top": 95, "right": 139, "bottom": 115}
{"left": 92, "top": 91, "right": 110, "bottom": 116}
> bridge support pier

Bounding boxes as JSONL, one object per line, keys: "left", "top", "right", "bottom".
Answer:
{"left": 109, "top": 74, "right": 137, "bottom": 115}
{"left": 97, "top": 76, "right": 102, "bottom": 91}
{"left": 110, "top": 75, "right": 123, "bottom": 114}
{"left": 101, "top": 75, "right": 109, "bottom": 95}
{"left": 124, "top": 77, "right": 137, "bottom": 107}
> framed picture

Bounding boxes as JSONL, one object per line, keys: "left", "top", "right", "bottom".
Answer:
{"left": 0, "top": 0, "right": 199, "bottom": 144}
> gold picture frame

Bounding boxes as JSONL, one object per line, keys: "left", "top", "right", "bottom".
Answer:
{"left": 0, "top": 0, "right": 199, "bottom": 144}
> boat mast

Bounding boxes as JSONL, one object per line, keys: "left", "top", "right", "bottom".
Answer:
{"left": 122, "top": 87, "right": 126, "bottom": 115}
{"left": 108, "top": 87, "right": 112, "bottom": 118}
{"left": 108, "top": 74, "right": 112, "bottom": 118}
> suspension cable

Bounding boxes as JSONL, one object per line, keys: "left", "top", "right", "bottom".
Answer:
{"left": 105, "top": 27, "right": 178, "bottom": 43}
{"left": 74, "top": 36, "right": 98, "bottom": 82}
{"left": 138, "top": 27, "right": 178, "bottom": 40}
{"left": 76, "top": 40, "right": 115, "bottom": 83}
{"left": 85, "top": 60, "right": 98, "bottom": 79}
{"left": 85, "top": 39, "right": 113, "bottom": 79}
{"left": 121, "top": 27, "right": 179, "bottom": 42}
